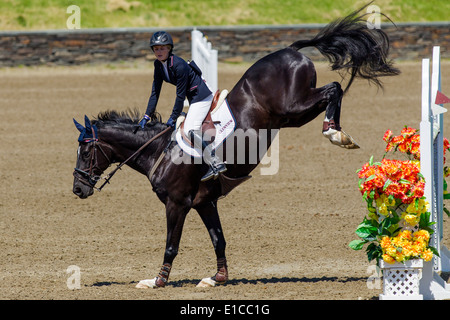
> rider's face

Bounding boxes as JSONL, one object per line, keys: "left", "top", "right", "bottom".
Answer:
{"left": 153, "top": 45, "right": 171, "bottom": 62}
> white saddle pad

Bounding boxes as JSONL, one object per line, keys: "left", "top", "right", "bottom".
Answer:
{"left": 175, "top": 98, "right": 236, "bottom": 158}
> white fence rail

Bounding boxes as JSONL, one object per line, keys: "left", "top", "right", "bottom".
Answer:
{"left": 419, "top": 46, "right": 450, "bottom": 300}
{"left": 191, "top": 29, "right": 218, "bottom": 93}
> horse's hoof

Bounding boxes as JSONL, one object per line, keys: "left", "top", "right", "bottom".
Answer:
{"left": 323, "top": 129, "right": 360, "bottom": 149}
{"left": 339, "top": 130, "right": 360, "bottom": 149}
{"left": 136, "top": 278, "right": 158, "bottom": 289}
{"left": 196, "top": 277, "right": 217, "bottom": 288}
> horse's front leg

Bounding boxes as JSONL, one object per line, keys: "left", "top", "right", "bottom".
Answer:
{"left": 136, "top": 200, "right": 189, "bottom": 289}
{"left": 194, "top": 200, "right": 229, "bottom": 288}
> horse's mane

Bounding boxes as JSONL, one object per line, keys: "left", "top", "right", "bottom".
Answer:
{"left": 92, "top": 109, "right": 165, "bottom": 131}
{"left": 94, "top": 109, "right": 140, "bottom": 126}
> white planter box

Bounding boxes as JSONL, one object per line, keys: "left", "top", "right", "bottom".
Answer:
{"left": 379, "top": 259, "right": 423, "bottom": 300}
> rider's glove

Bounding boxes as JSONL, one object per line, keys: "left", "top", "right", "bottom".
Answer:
{"left": 133, "top": 114, "right": 151, "bottom": 133}
{"left": 166, "top": 117, "right": 175, "bottom": 128}
{"left": 139, "top": 114, "right": 151, "bottom": 128}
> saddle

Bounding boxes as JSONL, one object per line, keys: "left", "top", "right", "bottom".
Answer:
{"left": 173, "top": 90, "right": 252, "bottom": 197}
{"left": 177, "top": 90, "right": 226, "bottom": 147}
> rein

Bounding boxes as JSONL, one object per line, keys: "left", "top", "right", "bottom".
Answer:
{"left": 96, "top": 126, "right": 172, "bottom": 191}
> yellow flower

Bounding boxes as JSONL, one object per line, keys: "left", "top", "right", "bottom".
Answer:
{"left": 377, "top": 203, "right": 389, "bottom": 216}
{"left": 406, "top": 202, "right": 417, "bottom": 214}
{"left": 414, "top": 239, "right": 427, "bottom": 251}
{"left": 412, "top": 244, "right": 422, "bottom": 256}
{"left": 379, "top": 227, "right": 433, "bottom": 263}
{"left": 402, "top": 243, "right": 413, "bottom": 258}
{"left": 406, "top": 199, "right": 429, "bottom": 215}
{"left": 421, "top": 249, "right": 433, "bottom": 262}
{"left": 383, "top": 254, "right": 396, "bottom": 264}
{"left": 398, "top": 230, "right": 412, "bottom": 240}
{"left": 414, "top": 230, "right": 430, "bottom": 242}
{"left": 381, "top": 194, "right": 395, "bottom": 207}
{"left": 376, "top": 195, "right": 395, "bottom": 216}
{"left": 380, "top": 236, "right": 391, "bottom": 249}
{"left": 386, "top": 246, "right": 397, "bottom": 257}
{"left": 395, "top": 253, "right": 405, "bottom": 262}
{"left": 390, "top": 237, "right": 400, "bottom": 247}
{"left": 418, "top": 198, "right": 428, "bottom": 210}
{"left": 404, "top": 214, "right": 419, "bottom": 226}
{"left": 445, "top": 166, "right": 450, "bottom": 178}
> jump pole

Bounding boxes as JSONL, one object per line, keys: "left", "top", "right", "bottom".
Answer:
{"left": 419, "top": 46, "right": 450, "bottom": 300}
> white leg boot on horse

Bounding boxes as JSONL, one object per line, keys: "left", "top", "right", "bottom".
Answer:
{"left": 322, "top": 119, "right": 360, "bottom": 149}
{"left": 136, "top": 263, "right": 172, "bottom": 288}
{"left": 319, "top": 82, "right": 360, "bottom": 149}
{"left": 135, "top": 278, "right": 158, "bottom": 288}
{"left": 197, "top": 257, "right": 228, "bottom": 287}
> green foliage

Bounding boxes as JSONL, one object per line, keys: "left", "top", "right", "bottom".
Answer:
{"left": 349, "top": 212, "right": 402, "bottom": 263}
{"left": 0, "top": 0, "right": 448, "bottom": 31}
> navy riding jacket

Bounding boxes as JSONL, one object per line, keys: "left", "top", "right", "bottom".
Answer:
{"left": 145, "top": 54, "right": 212, "bottom": 122}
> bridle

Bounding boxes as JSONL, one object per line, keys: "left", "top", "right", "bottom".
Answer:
{"left": 73, "top": 137, "right": 111, "bottom": 190}
{"left": 73, "top": 126, "right": 172, "bottom": 192}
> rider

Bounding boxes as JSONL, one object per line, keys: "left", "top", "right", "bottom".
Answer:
{"left": 137, "top": 31, "right": 226, "bottom": 182}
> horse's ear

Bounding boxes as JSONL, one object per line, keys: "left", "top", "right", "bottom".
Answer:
{"left": 84, "top": 115, "right": 92, "bottom": 131}
{"left": 73, "top": 118, "right": 84, "bottom": 132}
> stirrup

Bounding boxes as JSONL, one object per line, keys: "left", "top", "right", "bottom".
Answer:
{"left": 201, "top": 167, "right": 217, "bottom": 182}
{"left": 201, "top": 163, "right": 227, "bottom": 182}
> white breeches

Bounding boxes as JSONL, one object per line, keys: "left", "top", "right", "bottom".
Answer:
{"left": 183, "top": 94, "right": 214, "bottom": 136}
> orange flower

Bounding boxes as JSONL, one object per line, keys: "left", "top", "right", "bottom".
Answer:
{"left": 410, "top": 135, "right": 421, "bottom": 159}
{"left": 357, "top": 163, "right": 376, "bottom": 179}
{"left": 410, "top": 181, "right": 425, "bottom": 198}
{"left": 400, "top": 127, "right": 417, "bottom": 138}
{"left": 383, "top": 129, "right": 393, "bottom": 143}
{"left": 382, "top": 127, "right": 421, "bottom": 157}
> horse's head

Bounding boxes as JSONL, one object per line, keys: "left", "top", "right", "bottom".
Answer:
{"left": 72, "top": 116, "right": 112, "bottom": 199}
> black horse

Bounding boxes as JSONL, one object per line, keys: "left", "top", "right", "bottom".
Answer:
{"left": 72, "top": 5, "right": 399, "bottom": 288}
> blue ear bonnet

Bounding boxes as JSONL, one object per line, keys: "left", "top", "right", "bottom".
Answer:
{"left": 73, "top": 115, "right": 98, "bottom": 142}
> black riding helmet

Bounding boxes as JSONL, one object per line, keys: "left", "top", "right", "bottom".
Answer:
{"left": 149, "top": 31, "right": 174, "bottom": 51}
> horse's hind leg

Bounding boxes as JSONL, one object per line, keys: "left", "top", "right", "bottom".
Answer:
{"left": 287, "top": 81, "right": 359, "bottom": 148}
{"left": 194, "top": 200, "right": 228, "bottom": 287}
{"left": 317, "top": 82, "right": 360, "bottom": 149}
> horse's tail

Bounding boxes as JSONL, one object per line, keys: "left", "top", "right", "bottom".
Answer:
{"left": 289, "top": 2, "right": 400, "bottom": 93}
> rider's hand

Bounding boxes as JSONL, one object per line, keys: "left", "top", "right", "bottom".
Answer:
{"left": 133, "top": 114, "right": 151, "bottom": 133}
{"left": 166, "top": 117, "right": 175, "bottom": 128}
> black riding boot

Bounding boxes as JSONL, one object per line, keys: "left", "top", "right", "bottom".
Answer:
{"left": 189, "top": 130, "right": 227, "bottom": 182}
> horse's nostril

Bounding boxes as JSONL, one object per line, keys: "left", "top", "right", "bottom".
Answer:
{"left": 73, "top": 186, "right": 82, "bottom": 195}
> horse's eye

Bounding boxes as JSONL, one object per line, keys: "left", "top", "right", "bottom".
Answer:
{"left": 82, "top": 151, "right": 90, "bottom": 159}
